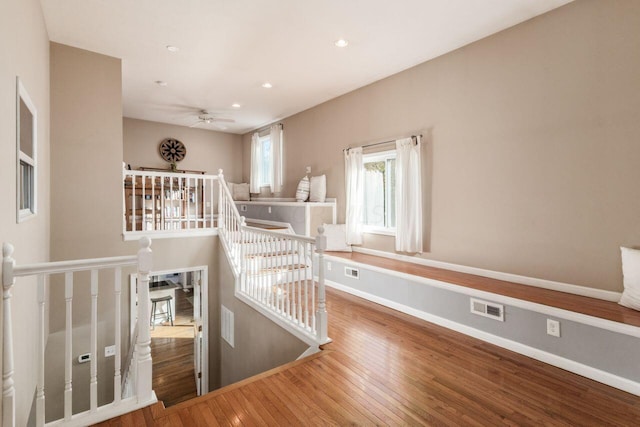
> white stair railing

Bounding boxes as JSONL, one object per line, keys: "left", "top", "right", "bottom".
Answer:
{"left": 216, "top": 172, "right": 329, "bottom": 345}
{"left": 1, "top": 238, "right": 156, "bottom": 427}
{"left": 123, "top": 169, "right": 219, "bottom": 237}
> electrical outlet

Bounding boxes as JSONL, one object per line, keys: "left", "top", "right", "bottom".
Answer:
{"left": 327, "top": 261, "right": 332, "bottom": 271}
{"left": 104, "top": 345, "right": 116, "bottom": 357}
{"left": 240, "top": 205, "right": 247, "bottom": 212}
{"left": 547, "top": 319, "right": 561, "bottom": 337}
{"left": 78, "top": 353, "right": 91, "bottom": 364}
{"left": 268, "top": 206, "right": 272, "bottom": 213}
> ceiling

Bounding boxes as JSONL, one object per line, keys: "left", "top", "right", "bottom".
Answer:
{"left": 41, "top": 0, "right": 572, "bottom": 135}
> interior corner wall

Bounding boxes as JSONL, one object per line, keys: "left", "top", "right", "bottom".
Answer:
{"left": 0, "top": 0, "right": 51, "bottom": 424}
{"left": 242, "top": 0, "right": 640, "bottom": 293}
{"left": 123, "top": 117, "right": 243, "bottom": 181}
{"left": 217, "top": 241, "right": 308, "bottom": 388}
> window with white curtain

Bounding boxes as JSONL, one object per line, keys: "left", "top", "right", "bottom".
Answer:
{"left": 250, "top": 124, "right": 283, "bottom": 194}
{"left": 362, "top": 150, "right": 396, "bottom": 235}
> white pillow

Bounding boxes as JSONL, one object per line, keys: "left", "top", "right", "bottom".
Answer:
{"left": 309, "top": 175, "right": 326, "bottom": 203}
{"left": 296, "top": 176, "right": 310, "bottom": 202}
{"left": 233, "top": 183, "right": 250, "bottom": 201}
{"left": 322, "top": 223, "right": 352, "bottom": 252}
{"left": 619, "top": 247, "right": 640, "bottom": 311}
{"left": 227, "top": 182, "right": 235, "bottom": 198}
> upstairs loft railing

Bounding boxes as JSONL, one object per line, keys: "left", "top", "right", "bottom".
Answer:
{"left": 122, "top": 169, "right": 220, "bottom": 239}
{"left": 2, "top": 238, "right": 156, "bottom": 427}
{"left": 217, "top": 172, "right": 330, "bottom": 346}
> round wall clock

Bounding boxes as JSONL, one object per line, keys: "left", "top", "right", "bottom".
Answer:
{"left": 159, "top": 138, "right": 186, "bottom": 163}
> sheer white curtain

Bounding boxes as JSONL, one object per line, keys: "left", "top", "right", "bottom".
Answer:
{"left": 344, "top": 147, "right": 364, "bottom": 245}
{"left": 270, "top": 124, "right": 284, "bottom": 194}
{"left": 249, "top": 132, "right": 262, "bottom": 193}
{"left": 395, "top": 136, "right": 423, "bottom": 253}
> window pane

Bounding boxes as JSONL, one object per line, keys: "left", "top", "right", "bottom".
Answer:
{"left": 363, "top": 161, "right": 386, "bottom": 227}
{"left": 260, "top": 137, "right": 272, "bottom": 187}
{"left": 20, "top": 98, "right": 34, "bottom": 158}
{"left": 20, "top": 160, "right": 33, "bottom": 211}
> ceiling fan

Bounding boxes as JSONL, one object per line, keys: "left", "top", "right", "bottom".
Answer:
{"left": 189, "top": 110, "right": 235, "bottom": 128}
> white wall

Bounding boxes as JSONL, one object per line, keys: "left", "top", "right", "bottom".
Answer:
{"left": 0, "top": 0, "right": 51, "bottom": 424}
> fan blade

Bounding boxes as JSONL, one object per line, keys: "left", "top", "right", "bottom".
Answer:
{"left": 212, "top": 118, "right": 235, "bottom": 123}
{"left": 189, "top": 120, "right": 204, "bottom": 128}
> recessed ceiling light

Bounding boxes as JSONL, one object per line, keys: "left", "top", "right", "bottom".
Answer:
{"left": 155, "top": 80, "right": 168, "bottom": 87}
{"left": 166, "top": 45, "right": 179, "bottom": 52}
{"left": 262, "top": 82, "right": 273, "bottom": 89}
{"left": 334, "top": 39, "right": 349, "bottom": 48}
{"left": 231, "top": 103, "right": 241, "bottom": 108}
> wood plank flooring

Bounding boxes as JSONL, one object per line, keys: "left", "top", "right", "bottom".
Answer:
{"left": 97, "top": 286, "right": 640, "bottom": 426}
{"left": 150, "top": 288, "right": 198, "bottom": 407}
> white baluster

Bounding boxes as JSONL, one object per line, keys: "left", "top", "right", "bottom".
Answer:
{"left": 160, "top": 176, "right": 165, "bottom": 230}
{"left": 90, "top": 269, "right": 98, "bottom": 412}
{"left": 217, "top": 170, "right": 224, "bottom": 231}
{"left": 132, "top": 175, "right": 137, "bottom": 232}
{"left": 2, "top": 243, "right": 16, "bottom": 427}
{"left": 240, "top": 217, "right": 246, "bottom": 292}
{"left": 303, "top": 243, "right": 309, "bottom": 328}
{"left": 315, "top": 227, "right": 328, "bottom": 342}
{"left": 64, "top": 272, "right": 73, "bottom": 420}
{"left": 36, "top": 275, "right": 45, "bottom": 426}
{"left": 311, "top": 242, "right": 316, "bottom": 332}
{"left": 135, "top": 237, "right": 153, "bottom": 403}
{"left": 209, "top": 178, "right": 214, "bottom": 228}
{"left": 114, "top": 267, "right": 122, "bottom": 404}
{"left": 186, "top": 177, "right": 191, "bottom": 230}
{"left": 296, "top": 242, "right": 302, "bottom": 325}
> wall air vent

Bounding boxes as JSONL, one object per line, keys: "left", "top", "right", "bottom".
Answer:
{"left": 470, "top": 298, "right": 504, "bottom": 322}
{"left": 344, "top": 266, "right": 359, "bottom": 279}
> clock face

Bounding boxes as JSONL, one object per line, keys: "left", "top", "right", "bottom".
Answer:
{"left": 159, "top": 138, "right": 186, "bottom": 163}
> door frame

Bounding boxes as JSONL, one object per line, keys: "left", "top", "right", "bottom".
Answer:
{"left": 129, "top": 265, "right": 209, "bottom": 394}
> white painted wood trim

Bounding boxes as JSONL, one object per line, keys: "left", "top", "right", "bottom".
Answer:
{"left": 296, "top": 346, "right": 320, "bottom": 360}
{"left": 44, "top": 393, "right": 157, "bottom": 427}
{"left": 122, "top": 229, "right": 218, "bottom": 241}
{"left": 234, "top": 199, "right": 337, "bottom": 207}
{"left": 324, "top": 279, "right": 640, "bottom": 397}
{"left": 323, "top": 255, "right": 640, "bottom": 338}
{"left": 352, "top": 246, "right": 622, "bottom": 302}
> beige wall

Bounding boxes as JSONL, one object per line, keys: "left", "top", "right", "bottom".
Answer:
{"left": 49, "top": 45, "right": 235, "bottom": 412}
{"left": 242, "top": 0, "right": 640, "bottom": 293}
{"left": 0, "top": 0, "right": 51, "bottom": 424}
{"left": 123, "top": 118, "right": 243, "bottom": 182}
{"left": 217, "top": 243, "right": 308, "bottom": 387}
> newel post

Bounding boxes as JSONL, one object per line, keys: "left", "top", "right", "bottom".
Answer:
{"left": 217, "top": 169, "right": 224, "bottom": 232}
{"left": 135, "top": 237, "right": 153, "bottom": 403}
{"left": 2, "top": 243, "right": 16, "bottom": 427}
{"left": 315, "top": 227, "right": 329, "bottom": 344}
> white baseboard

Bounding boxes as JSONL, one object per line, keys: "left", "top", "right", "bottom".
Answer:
{"left": 353, "top": 247, "right": 621, "bottom": 302}
{"left": 297, "top": 345, "right": 320, "bottom": 360}
{"left": 325, "top": 279, "right": 640, "bottom": 397}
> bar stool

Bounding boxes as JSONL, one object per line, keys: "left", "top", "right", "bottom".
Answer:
{"left": 150, "top": 295, "right": 174, "bottom": 329}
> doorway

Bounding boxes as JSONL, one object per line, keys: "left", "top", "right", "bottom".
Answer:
{"left": 129, "top": 266, "right": 208, "bottom": 406}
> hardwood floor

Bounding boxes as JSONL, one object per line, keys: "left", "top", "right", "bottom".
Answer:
{"left": 98, "top": 286, "right": 640, "bottom": 426}
{"left": 150, "top": 288, "right": 198, "bottom": 407}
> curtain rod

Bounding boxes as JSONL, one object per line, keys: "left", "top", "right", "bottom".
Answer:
{"left": 343, "top": 134, "right": 423, "bottom": 152}
{"left": 254, "top": 123, "right": 283, "bottom": 134}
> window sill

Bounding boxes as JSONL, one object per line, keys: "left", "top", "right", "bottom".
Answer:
{"left": 363, "top": 227, "right": 396, "bottom": 237}
{"left": 18, "top": 209, "right": 36, "bottom": 223}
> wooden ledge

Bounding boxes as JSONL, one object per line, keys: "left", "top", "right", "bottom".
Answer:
{"left": 326, "top": 251, "right": 640, "bottom": 328}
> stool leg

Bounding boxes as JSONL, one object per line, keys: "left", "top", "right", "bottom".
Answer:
{"left": 150, "top": 301, "right": 156, "bottom": 330}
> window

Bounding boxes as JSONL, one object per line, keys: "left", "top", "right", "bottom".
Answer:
{"left": 250, "top": 124, "right": 283, "bottom": 194}
{"left": 16, "top": 77, "right": 37, "bottom": 222}
{"left": 257, "top": 134, "right": 273, "bottom": 188}
{"left": 363, "top": 150, "right": 396, "bottom": 234}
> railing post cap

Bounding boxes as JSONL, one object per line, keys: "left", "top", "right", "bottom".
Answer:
{"left": 3, "top": 242, "right": 14, "bottom": 258}
{"left": 139, "top": 236, "right": 152, "bottom": 250}
{"left": 218, "top": 169, "right": 224, "bottom": 175}
{"left": 240, "top": 216, "right": 246, "bottom": 225}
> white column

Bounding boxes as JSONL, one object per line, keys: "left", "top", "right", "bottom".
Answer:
{"left": 135, "top": 237, "right": 153, "bottom": 403}
{"left": 36, "top": 275, "right": 45, "bottom": 426}
{"left": 113, "top": 267, "right": 122, "bottom": 405}
{"left": 2, "top": 243, "right": 16, "bottom": 427}
{"left": 90, "top": 269, "right": 98, "bottom": 412}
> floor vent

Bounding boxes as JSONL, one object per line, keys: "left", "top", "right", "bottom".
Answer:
{"left": 470, "top": 298, "right": 504, "bottom": 321}
{"left": 345, "top": 266, "right": 359, "bottom": 279}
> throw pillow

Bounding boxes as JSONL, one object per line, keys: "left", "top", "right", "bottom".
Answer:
{"left": 322, "top": 223, "right": 352, "bottom": 252}
{"left": 233, "top": 183, "right": 250, "bottom": 201}
{"left": 309, "top": 174, "right": 326, "bottom": 203}
{"left": 227, "top": 182, "right": 235, "bottom": 198}
{"left": 296, "top": 176, "right": 310, "bottom": 202}
{"left": 619, "top": 247, "right": 640, "bottom": 311}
